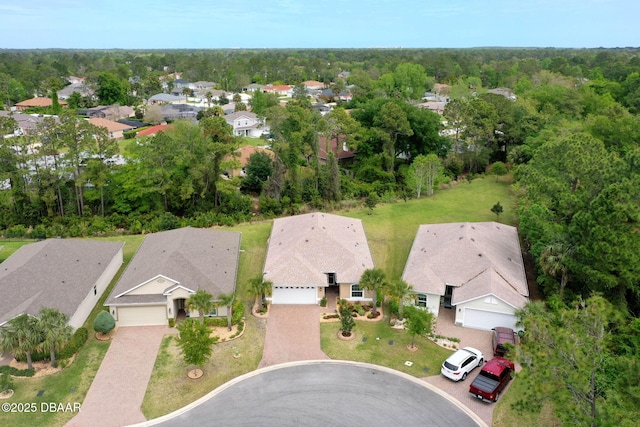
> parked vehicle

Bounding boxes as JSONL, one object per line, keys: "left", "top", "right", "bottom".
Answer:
{"left": 468, "top": 357, "right": 514, "bottom": 402}
{"left": 441, "top": 347, "right": 484, "bottom": 381}
{"left": 492, "top": 327, "right": 516, "bottom": 357}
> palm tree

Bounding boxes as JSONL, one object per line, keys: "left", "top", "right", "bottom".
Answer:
{"left": 37, "top": 307, "right": 73, "bottom": 368}
{"left": 359, "top": 268, "right": 387, "bottom": 317}
{"left": 249, "top": 275, "right": 273, "bottom": 308}
{"left": 218, "top": 293, "right": 235, "bottom": 331}
{"left": 186, "top": 290, "right": 215, "bottom": 325}
{"left": 387, "top": 279, "right": 415, "bottom": 321}
{"left": 0, "top": 314, "right": 41, "bottom": 370}
{"left": 205, "top": 91, "right": 213, "bottom": 107}
{"left": 540, "top": 242, "right": 572, "bottom": 296}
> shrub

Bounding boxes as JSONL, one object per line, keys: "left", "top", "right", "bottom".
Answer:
{"left": 0, "top": 365, "right": 33, "bottom": 378}
{"left": 339, "top": 306, "right": 355, "bottom": 335}
{"left": 168, "top": 318, "right": 175, "bottom": 328}
{"left": 0, "top": 371, "right": 14, "bottom": 393}
{"left": 94, "top": 311, "right": 116, "bottom": 334}
{"left": 57, "top": 327, "right": 88, "bottom": 359}
{"left": 320, "top": 296, "right": 327, "bottom": 307}
{"left": 204, "top": 318, "right": 227, "bottom": 327}
{"left": 231, "top": 300, "right": 245, "bottom": 325}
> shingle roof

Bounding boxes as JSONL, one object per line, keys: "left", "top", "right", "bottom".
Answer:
{"left": 402, "top": 222, "right": 529, "bottom": 308}
{"left": 88, "top": 117, "right": 134, "bottom": 133}
{"left": 0, "top": 239, "right": 124, "bottom": 325}
{"left": 106, "top": 227, "right": 241, "bottom": 306}
{"left": 263, "top": 213, "right": 374, "bottom": 286}
{"left": 15, "top": 97, "right": 68, "bottom": 108}
{"left": 136, "top": 124, "right": 173, "bottom": 136}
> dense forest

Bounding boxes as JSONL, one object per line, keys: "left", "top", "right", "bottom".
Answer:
{"left": 1, "top": 47, "right": 639, "bottom": 424}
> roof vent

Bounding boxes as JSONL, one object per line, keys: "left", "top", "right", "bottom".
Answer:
{"left": 478, "top": 253, "right": 482, "bottom": 257}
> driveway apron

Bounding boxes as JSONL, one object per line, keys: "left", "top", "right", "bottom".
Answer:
{"left": 259, "top": 305, "right": 329, "bottom": 368}
{"left": 66, "top": 326, "right": 175, "bottom": 427}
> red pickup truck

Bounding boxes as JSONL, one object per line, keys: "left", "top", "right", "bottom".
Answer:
{"left": 468, "top": 357, "right": 514, "bottom": 402}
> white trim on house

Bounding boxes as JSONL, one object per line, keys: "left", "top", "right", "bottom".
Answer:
{"left": 163, "top": 284, "right": 196, "bottom": 295}
{"left": 113, "top": 274, "right": 178, "bottom": 298}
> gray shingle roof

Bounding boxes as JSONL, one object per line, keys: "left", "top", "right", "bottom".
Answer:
{"left": 263, "top": 213, "right": 374, "bottom": 286}
{"left": 106, "top": 227, "right": 241, "bottom": 306}
{"left": 402, "top": 222, "right": 529, "bottom": 308}
{"left": 0, "top": 239, "right": 124, "bottom": 325}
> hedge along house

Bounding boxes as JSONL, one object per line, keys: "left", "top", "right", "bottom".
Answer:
{"left": 105, "top": 227, "right": 241, "bottom": 327}
{"left": 402, "top": 222, "right": 529, "bottom": 331}
{"left": 263, "top": 212, "right": 375, "bottom": 305}
{"left": 0, "top": 239, "right": 124, "bottom": 329}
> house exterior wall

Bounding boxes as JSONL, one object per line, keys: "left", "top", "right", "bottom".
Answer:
{"left": 421, "top": 292, "right": 441, "bottom": 318}
{"left": 68, "top": 248, "right": 123, "bottom": 329}
{"left": 454, "top": 295, "right": 515, "bottom": 326}
{"left": 338, "top": 283, "right": 374, "bottom": 302}
{"left": 166, "top": 287, "right": 191, "bottom": 319}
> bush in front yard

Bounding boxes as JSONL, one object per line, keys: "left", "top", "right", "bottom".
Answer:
{"left": 94, "top": 311, "right": 116, "bottom": 335}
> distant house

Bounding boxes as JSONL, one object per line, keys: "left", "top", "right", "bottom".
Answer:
{"left": 0, "top": 111, "right": 49, "bottom": 136}
{"left": 402, "top": 222, "right": 529, "bottom": 331}
{"left": 88, "top": 117, "right": 134, "bottom": 139}
{"left": 318, "top": 135, "right": 355, "bottom": 163}
{"left": 302, "top": 80, "right": 325, "bottom": 90}
{"left": 433, "top": 83, "right": 451, "bottom": 97}
{"left": 0, "top": 239, "right": 124, "bottom": 329}
{"left": 224, "top": 111, "right": 268, "bottom": 138}
{"left": 487, "top": 87, "right": 517, "bottom": 100}
{"left": 243, "top": 83, "right": 264, "bottom": 93}
{"left": 14, "top": 97, "right": 68, "bottom": 112}
{"left": 148, "top": 93, "right": 186, "bottom": 105}
{"left": 264, "top": 213, "right": 375, "bottom": 305}
{"left": 263, "top": 85, "right": 293, "bottom": 97}
{"left": 160, "top": 103, "right": 202, "bottom": 122}
{"left": 57, "top": 82, "right": 94, "bottom": 101}
{"left": 418, "top": 101, "right": 448, "bottom": 115}
{"left": 337, "top": 71, "right": 351, "bottom": 80}
{"left": 189, "top": 81, "right": 216, "bottom": 91}
{"left": 105, "top": 227, "right": 241, "bottom": 327}
{"left": 225, "top": 145, "right": 274, "bottom": 177}
{"left": 82, "top": 105, "right": 134, "bottom": 121}
{"left": 136, "top": 124, "right": 173, "bottom": 137}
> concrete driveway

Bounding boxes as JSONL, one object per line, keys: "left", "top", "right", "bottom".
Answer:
{"left": 66, "top": 326, "right": 176, "bottom": 427}
{"left": 424, "top": 308, "right": 498, "bottom": 426}
{"left": 144, "top": 361, "right": 486, "bottom": 427}
{"left": 258, "top": 305, "right": 329, "bottom": 368}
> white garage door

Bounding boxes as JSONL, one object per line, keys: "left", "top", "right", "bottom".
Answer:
{"left": 463, "top": 308, "right": 517, "bottom": 331}
{"left": 117, "top": 305, "right": 167, "bottom": 327}
{"left": 271, "top": 286, "right": 317, "bottom": 304}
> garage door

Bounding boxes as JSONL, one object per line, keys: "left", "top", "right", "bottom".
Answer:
{"left": 271, "top": 286, "right": 317, "bottom": 304}
{"left": 463, "top": 308, "right": 517, "bottom": 331}
{"left": 117, "top": 305, "right": 167, "bottom": 326}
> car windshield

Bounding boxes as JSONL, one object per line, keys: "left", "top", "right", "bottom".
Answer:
{"left": 443, "top": 361, "right": 458, "bottom": 371}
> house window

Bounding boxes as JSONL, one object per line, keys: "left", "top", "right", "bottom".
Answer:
{"left": 207, "top": 307, "right": 218, "bottom": 317}
{"left": 483, "top": 296, "right": 498, "bottom": 305}
{"left": 351, "top": 284, "right": 363, "bottom": 298}
{"left": 416, "top": 293, "right": 427, "bottom": 308}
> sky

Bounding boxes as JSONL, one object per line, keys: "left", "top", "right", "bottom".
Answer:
{"left": 0, "top": 0, "right": 638, "bottom": 49}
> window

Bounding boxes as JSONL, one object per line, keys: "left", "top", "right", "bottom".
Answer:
{"left": 327, "top": 273, "right": 336, "bottom": 285}
{"left": 207, "top": 307, "right": 218, "bottom": 317}
{"left": 416, "top": 293, "right": 427, "bottom": 308}
{"left": 484, "top": 296, "right": 498, "bottom": 305}
{"left": 351, "top": 284, "right": 363, "bottom": 298}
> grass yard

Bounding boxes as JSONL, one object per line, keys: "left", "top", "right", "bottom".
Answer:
{"left": 141, "top": 314, "right": 266, "bottom": 419}
{"left": 343, "top": 175, "right": 517, "bottom": 279}
{"left": 320, "top": 319, "right": 453, "bottom": 377}
{"left": 492, "top": 373, "right": 561, "bottom": 427}
{"left": 0, "top": 239, "right": 36, "bottom": 262}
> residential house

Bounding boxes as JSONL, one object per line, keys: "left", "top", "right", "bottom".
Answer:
{"left": 402, "top": 222, "right": 529, "bottom": 331}
{"left": 302, "top": 80, "right": 325, "bottom": 90}
{"left": 243, "top": 83, "right": 264, "bottom": 93}
{"left": 105, "top": 227, "right": 241, "bottom": 327}
{"left": 14, "top": 97, "right": 68, "bottom": 112}
{"left": 263, "top": 85, "right": 293, "bottom": 97}
{"left": 160, "top": 103, "right": 201, "bottom": 122}
{"left": 224, "top": 111, "right": 268, "bottom": 138}
{"left": 0, "top": 111, "right": 49, "bottom": 136}
{"left": 136, "top": 124, "right": 173, "bottom": 137}
{"left": 264, "top": 212, "right": 375, "bottom": 305}
{"left": 57, "top": 82, "right": 95, "bottom": 101}
{"left": 0, "top": 239, "right": 124, "bottom": 329}
{"left": 225, "top": 145, "right": 274, "bottom": 177}
{"left": 82, "top": 105, "right": 135, "bottom": 121}
{"left": 418, "top": 101, "right": 448, "bottom": 115}
{"left": 318, "top": 135, "right": 355, "bottom": 163}
{"left": 148, "top": 93, "right": 186, "bottom": 105}
{"left": 88, "top": 117, "right": 135, "bottom": 139}
{"left": 487, "top": 87, "right": 517, "bottom": 100}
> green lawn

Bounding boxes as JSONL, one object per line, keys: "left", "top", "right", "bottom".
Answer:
{"left": 343, "top": 175, "right": 517, "bottom": 279}
{"left": 0, "top": 239, "right": 35, "bottom": 262}
{"left": 321, "top": 319, "right": 453, "bottom": 377}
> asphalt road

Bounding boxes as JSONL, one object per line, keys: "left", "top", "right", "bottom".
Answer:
{"left": 146, "top": 361, "right": 483, "bottom": 427}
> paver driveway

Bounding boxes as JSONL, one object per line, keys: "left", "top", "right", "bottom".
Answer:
{"left": 258, "top": 305, "right": 329, "bottom": 368}
{"left": 66, "top": 326, "right": 176, "bottom": 427}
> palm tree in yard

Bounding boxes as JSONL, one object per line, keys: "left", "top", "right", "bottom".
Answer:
{"left": 186, "top": 290, "right": 215, "bottom": 325}
{"left": 249, "top": 275, "right": 273, "bottom": 308}
{"left": 0, "top": 314, "right": 41, "bottom": 370}
{"left": 387, "top": 279, "right": 415, "bottom": 321}
{"left": 37, "top": 307, "right": 73, "bottom": 368}
{"left": 359, "top": 268, "right": 387, "bottom": 317}
{"left": 540, "top": 242, "right": 572, "bottom": 296}
{"left": 218, "top": 293, "right": 234, "bottom": 331}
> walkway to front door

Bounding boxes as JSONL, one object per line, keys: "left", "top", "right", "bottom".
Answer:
{"left": 258, "top": 305, "right": 329, "bottom": 368}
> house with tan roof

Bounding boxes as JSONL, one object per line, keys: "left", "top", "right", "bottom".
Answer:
{"left": 225, "top": 145, "right": 274, "bottom": 177}
{"left": 263, "top": 212, "right": 375, "bottom": 305}
{"left": 302, "top": 80, "right": 325, "bottom": 90}
{"left": 88, "top": 117, "right": 134, "bottom": 139}
{"left": 402, "top": 222, "right": 529, "bottom": 330}
{"left": 105, "top": 227, "right": 241, "bottom": 327}
{"left": 0, "top": 239, "right": 124, "bottom": 329}
{"left": 14, "top": 97, "right": 68, "bottom": 112}
{"left": 263, "top": 85, "right": 293, "bottom": 97}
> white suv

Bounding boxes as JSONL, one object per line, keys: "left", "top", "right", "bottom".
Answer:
{"left": 441, "top": 347, "right": 484, "bottom": 381}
